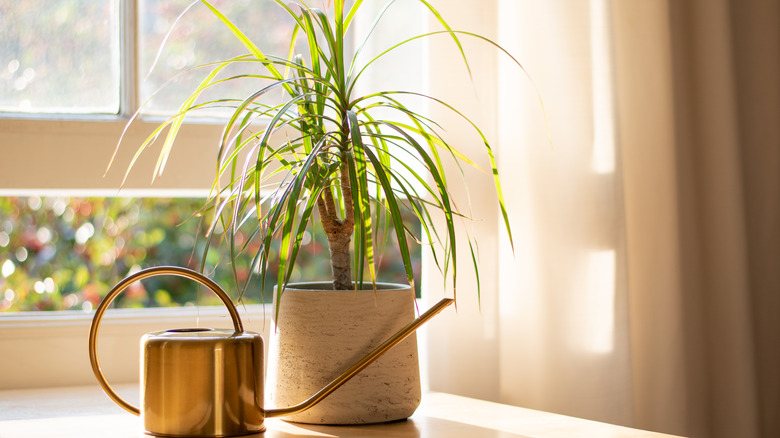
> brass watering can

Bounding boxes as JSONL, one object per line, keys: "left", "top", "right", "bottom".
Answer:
{"left": 88, "top": 266, "right": 453, "bottom": 437}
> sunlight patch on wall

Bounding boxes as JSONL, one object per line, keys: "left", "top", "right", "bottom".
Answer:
{"left": 590, "top": 0, "right": 616, "bottom": 175}
{"left": 573, "top": 249, "right": 616, "bottom": 354}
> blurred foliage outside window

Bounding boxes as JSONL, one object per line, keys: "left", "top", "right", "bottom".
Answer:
{"left": 0, "top": 197, "right": 420, "bottom": 312}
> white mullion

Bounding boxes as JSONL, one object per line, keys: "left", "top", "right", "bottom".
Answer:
{"left": 120, "top": 0, "right": 139, "bottom": 118}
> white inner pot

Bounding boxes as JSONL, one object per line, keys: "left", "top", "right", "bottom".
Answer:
{"left": 266, "top": 282, "right": 420, "bottom": 424}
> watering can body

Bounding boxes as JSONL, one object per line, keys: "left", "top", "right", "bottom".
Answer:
{"left": 141, "top": 329, "right": 265, "bottom": 436}
{"left": 88, "top": 266, "right": 453, "bottom": 437}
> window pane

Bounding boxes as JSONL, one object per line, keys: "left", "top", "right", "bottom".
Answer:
{"left": 0, "top": 196, "right": 420, "bottom": 312}
{"left": 138, "top": 0, "right": 298, "bottom": 117}
{"left": 0, "top": 197, "right": 228, "bottom": 311}
{"left": 0, "top": 1, "right": 120, "bottom": 114}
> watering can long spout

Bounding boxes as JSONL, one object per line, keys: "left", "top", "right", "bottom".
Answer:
{"left": 88, "top": 266, "right": 453, "bottom": 436}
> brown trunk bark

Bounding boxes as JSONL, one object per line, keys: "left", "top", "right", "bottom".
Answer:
{"left": 327, "top": 232, "right": 353, "bottom": 290}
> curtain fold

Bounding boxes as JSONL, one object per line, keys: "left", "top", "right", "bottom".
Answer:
{"left": 727, "top": 2, "right": 780, "bottom": 436}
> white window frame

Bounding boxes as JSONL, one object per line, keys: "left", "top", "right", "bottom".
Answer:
{"left": 0, "top": 0, "right": 272, "bottom": 389}
{"left": 0, "top": 0, "right": 439, "bottom": 390}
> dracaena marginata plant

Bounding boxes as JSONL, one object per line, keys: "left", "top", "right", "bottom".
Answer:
{"left": 113, "top": 0, "right": 526, "bottom": 313}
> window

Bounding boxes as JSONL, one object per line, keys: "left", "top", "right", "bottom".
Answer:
{"left": 0, "top": 0, "right": 429, "bottom": 390}
{"left": 1, "top": 0, "right": 427, "bottom": 305}
{"left": 0, "top": 0, "right": 427, "bottom": 191}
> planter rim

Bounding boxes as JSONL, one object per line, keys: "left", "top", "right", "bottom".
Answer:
{"left": 279, "top": 282, "right": 412, "bottom": 292}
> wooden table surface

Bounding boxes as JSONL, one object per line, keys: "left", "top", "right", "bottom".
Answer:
{"left": 0, "top": 385, "right": 684, "bottom": 438}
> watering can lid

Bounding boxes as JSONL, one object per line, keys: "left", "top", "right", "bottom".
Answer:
{"left": 144, "top": 328, "right": 260, "bottom": 340}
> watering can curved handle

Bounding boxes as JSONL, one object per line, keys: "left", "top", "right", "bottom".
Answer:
{"left": 87, "top": 266, "right": 244, "bottom": 416}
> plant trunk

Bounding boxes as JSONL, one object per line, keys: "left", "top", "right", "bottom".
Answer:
{"left": 317, "top": 171, "right": 354, "bottom": 290}
{"left": 327, "top": 232, "right": 353, "bottom": 290}
{"left": 317, "top": 129, "right": 355, "bottom": 290}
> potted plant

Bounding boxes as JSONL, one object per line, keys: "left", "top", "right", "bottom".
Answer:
{"left": 113, "top": 0, "right": 519, "bottom": 424}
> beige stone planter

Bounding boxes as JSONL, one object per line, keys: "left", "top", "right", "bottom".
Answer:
{"left": 266, "top": 282, "right": 421, "bottom": 424}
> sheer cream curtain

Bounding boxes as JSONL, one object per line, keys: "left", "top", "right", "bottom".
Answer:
{"left": 424, "top": 1, "right": 778, "bottom": 438}
{"left": 495, "top": 0, "right": 635, "bottom": 427}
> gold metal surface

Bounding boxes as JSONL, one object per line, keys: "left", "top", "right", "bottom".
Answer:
{"left": 89, "top": 265, "right": 454, "bottom": 437}
{"left": 141, "top": 329, "right": 265, "bottom": 436}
